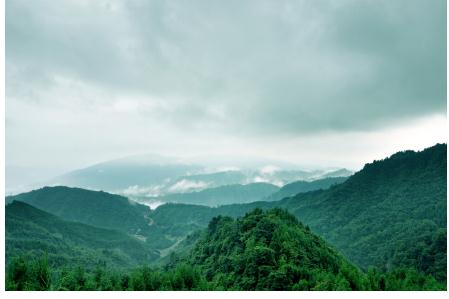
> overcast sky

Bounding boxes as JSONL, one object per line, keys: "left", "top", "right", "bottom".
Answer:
{"left": 6, "top": 0, "right": 447, "bottom": 181}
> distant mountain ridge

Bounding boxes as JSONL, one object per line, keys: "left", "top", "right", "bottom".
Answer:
{"left": 265, "top": 176, "right": 348, "bottom": 201}
{"left": 50, "top": 159, "right": 201, "bottom": 192}
{"left": 12, "top": 152, "right": 353, "bottom": 198}
{"left": 145, "top": 182, "right": 280, "bottom": 207}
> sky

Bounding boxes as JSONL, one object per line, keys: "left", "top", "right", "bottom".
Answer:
{"left": 5, "top": 0, "right": 447, "bottom": 185}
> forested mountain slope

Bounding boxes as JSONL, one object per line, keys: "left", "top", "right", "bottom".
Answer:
{"left": 6, "top": 201, "right": 158, "bottom": 270}
{"left": 5, "top": 144, "right": 446, "bottom": 284}
{"left": 150, "top": 144, "right": 447, "bottom": 281}
{"left": 185, "top": 208, "right": 365, "bottom": 290}
{"left": 7, "top": 207, "right": 444, "bottom": 290}
{"left": 276, "top": 143, "right": 447, "bottom": 279}
{"left": 5, "top": 186, "right": 180, "bottom": 250}
{"left": 6, "top": 186, "right": 151, "bottom": 235}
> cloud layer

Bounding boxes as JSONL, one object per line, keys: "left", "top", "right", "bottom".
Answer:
{"left": 7, "top": 0, "right": 446, "bottom": 133}
{"left": 6, "top": 0, "right": 447, "bottom": 184}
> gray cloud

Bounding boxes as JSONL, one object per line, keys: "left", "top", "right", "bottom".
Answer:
{"left": 7, "top": 0, "right": 446, "bottom": 135}
{"left": 5, "top": 0, "right": 447, "bottom": 186}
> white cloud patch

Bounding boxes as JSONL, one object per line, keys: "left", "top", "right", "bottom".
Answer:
{"left": 251, "top": 176, "right": 286, "bottom": 187}
{"left": 260, "top": 165, "right": 281, "bottom": 175}
{"left": 121, "top": 184, "right": 165, "bottom": 197}
{"left": 140, "top": 200, "right": 165, "bottom": 210}
{"left": 214, "top": 166, "right": 241, "bottom": 172}
{"left": 168, "top": 179, "right": 210, "bottom": 193}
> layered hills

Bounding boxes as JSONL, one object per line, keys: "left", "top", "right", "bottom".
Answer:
{"left": 5, "top": 144, "right": 447, "bottom": 288}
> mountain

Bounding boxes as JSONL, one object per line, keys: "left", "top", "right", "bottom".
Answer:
{"left": 6, "top": 201, "right": 158, "bottom": 270}
{"left": 5, "top": 144, "right": 445, "bottom": 285}
{"left": 185, "top": 208, "right": 365, "bottom": 290}
{"left": 37, "top": 152, "right": 352, "bottom": 197}
{"left": 7, "top": 149, "right": 353, "bottom": 197}
{"left": 6, "top": 205, "right": 444, "bottom": 290}
{"left": 48, "top": 156, "right": 202, "bottom": 192}
{"left": 319, "top": 168, "right": 353, "bottom": 178}
{"left": 265, "top": 176, "right": 348, "bottom": 201}
{"left": 123, "top": 168, "right": 352, "bottom": 201}
{"left": 277, "top": 143, "right": 447, "bottom": 280}
{"left": 151, "top": 183, "right": 279, "bottom": 207}
{"left": 6, "top": 186, "right": 151, "bottom": 235}
{"left": 6, "top": 186, "right": 214, "bottom": 254}
{"left": 166, "top": 171, "right": 247, "bottom": 192}
{"left": 147, "top": 144, "right": 447, "bottom": 281}
{"left": 120, "top": 167, "right": 353, "bottom": 198}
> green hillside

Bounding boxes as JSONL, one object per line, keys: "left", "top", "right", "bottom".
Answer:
{"left": 6, "top": 201, "right": 158, "bottom": 270}
{"left": 6, "top": 186, "right": 151, "bottom": 235}
{"left": 6, "top": 186, "right": 181, "bottom": 250}
{"left": 7, "top": 207, "right": 443, "bottom": 290}
{"left": 148, "top": 144, "right": 447, "bottom": 281}
{"left": 185, "top": 208, "right": 365, "bottom": 290}
{"left": 277, "top": 143, "right": 447, "bottom": 279}
{"left": 5, "top": 144, "right": 446, "bottom": 289}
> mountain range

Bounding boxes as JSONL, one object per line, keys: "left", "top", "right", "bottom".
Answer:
{"left": 7, "top": 152, "right": 353, "bottom": 199}
{"left": 4, "top": 143, "right": 447, "bottom": 290}
{"left": 141, "top": 143, "right": 448, "bottom": 280}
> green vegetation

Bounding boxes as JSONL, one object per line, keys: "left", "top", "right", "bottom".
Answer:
{"left": 148, "top": 143, "right": 448, "bottom": 282}
{"left": 6, "top": 254, "right": 211, "bottom": 291}
{"left": 6, "top": 208, "right": 444, "bottom": 291}
{"left": 186, "top": 208, "right": 365, "bottom": 290}
{"left": 4, "top": 144, "right": 447, "bottom": 290}
{"left": 278, "top": 143, "right": 447, "bottom": 278}
{"left": 6, "top": 201, "right": 158, "bottom": 270}
{"left": 6, "top": 186, "right": 151, "bottom": 234}
{"left": 6, "top": 186, "right": 177, "bottom": 249}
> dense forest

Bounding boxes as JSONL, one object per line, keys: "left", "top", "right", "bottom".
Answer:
{"left": 6, "top": 186, "right": 151, "bottom": 234}
{"left": 5, "top": 144, "right": 447, "bottom": 290}
{"left": 6, "top": 201, "right": 159, "bottom": 270}
{"left": 272, "top": 143, "right": 447, "bottom": 278}
{"left": 6, "top": 186, "right": 175, "bottom": 250}
{"left": 148, "top": 144, "right": 448, "bottom": 280}
{"left": 6, "top": 209, "right": 445, "bottom": 291}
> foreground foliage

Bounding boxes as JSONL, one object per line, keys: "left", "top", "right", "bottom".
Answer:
{"left": 6, "top": 209, "right": 445, "bottom": 291}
